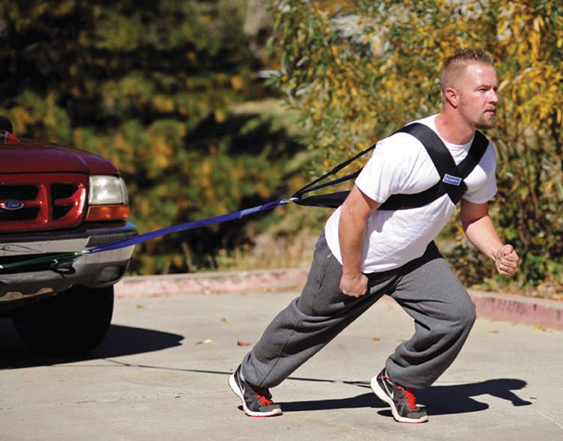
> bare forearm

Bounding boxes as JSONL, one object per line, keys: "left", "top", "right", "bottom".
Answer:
{"left": 339, "top": 205, "right": 367, "bottom": 276}
{"left": 461, "top": 200, "right": 520, "bottom": 276}
{"left": 464, "top": 214, "right": 503, "bottom": 260}
{"left": 337, "top": 185, "right": 380, "bottom": 297}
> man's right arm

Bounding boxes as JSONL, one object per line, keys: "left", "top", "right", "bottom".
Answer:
{"left": 338, "top": 185, "right": 381, "bottom": 297}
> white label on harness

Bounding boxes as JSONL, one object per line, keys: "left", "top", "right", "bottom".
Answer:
{"left": 443, "top": 174, "right": 462, "bottom": 186}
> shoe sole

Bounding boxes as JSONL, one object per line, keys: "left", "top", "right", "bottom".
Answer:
{"left": 228, "top": 373, "right": 283, "bottom": 418}
{"left": 370, "top": 376, "right": 428, "bottom": 424}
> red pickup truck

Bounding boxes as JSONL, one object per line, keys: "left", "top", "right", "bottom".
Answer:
{"left": 0, "top": 117, "right": 137, "bottom": 355}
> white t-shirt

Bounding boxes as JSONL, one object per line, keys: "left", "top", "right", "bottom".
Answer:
{"left": 324, "top": 114, "right": 497, "bottom": 273}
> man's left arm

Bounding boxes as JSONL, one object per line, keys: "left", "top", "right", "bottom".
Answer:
{"left": 460, "top": 199, "right": 519, "bottom": 276}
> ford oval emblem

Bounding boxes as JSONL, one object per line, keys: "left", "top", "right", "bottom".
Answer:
{"left": 1, "top": 200, "right": 25, "bottom": 211}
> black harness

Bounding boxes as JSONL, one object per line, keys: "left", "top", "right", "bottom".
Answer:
{"left": 293, "top": 123, "right": 490, "bottom": 210}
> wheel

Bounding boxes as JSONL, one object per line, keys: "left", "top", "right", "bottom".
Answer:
{"left": 12, "top": 286, "right": 114, "bottom": 356}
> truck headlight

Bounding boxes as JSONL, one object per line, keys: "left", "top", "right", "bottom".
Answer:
{"left": 89, "top": 176, "right": 128, "bottom": 205}
{"left": 86, "top": 176, "right": 130, "bottom": 222}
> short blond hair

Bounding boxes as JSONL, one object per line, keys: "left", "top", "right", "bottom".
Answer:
{"left": 440, "top": 49, "right": 494, "bottom": 98}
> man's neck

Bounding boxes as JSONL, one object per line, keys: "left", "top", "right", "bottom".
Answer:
{"left": 435, "top": 113, "right": 475, "bottom": 145}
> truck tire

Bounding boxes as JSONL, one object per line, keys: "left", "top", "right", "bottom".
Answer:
{"left": 12, "top": 286, "right": 114, "bottom": 356}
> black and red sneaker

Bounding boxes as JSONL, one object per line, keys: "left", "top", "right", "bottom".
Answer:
{"left": 229, "top": 366, "right": 282, "bottom": 417}
{"left": 371, "top": 369, "right": 428, "bottom": 423}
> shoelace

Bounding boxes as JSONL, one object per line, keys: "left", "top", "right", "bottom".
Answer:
{"left": 254, "top": 387, "right": 274, "bottom": 406}
{"left": 398, "top": 386, "right": 418, "bottom": 410}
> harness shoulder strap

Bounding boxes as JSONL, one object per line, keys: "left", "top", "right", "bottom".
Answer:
{"left": 457, "top": 130, "right": 489, "bottom": 178}
{"left": 380, "top": 124, "right": 489, "bottom": 210}
{"left": 293, "top": 124, "right": 490, "bottom": 210}
{"left": 381, "top": 123, "right": 464, "bottom": 209}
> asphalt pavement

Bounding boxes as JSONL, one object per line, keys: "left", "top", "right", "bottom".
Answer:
{"left": 1, "top": 276, "right": 563, "bottom": 440}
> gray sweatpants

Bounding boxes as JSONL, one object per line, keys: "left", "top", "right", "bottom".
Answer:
{"left": 241, "top": 231, "right": 476, "bottom": 390}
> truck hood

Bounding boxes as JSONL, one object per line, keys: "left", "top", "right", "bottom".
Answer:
{"left": 0, "top": 138, "right": 119, "bottom": 175}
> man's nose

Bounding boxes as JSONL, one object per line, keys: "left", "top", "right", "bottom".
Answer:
{"left": 489, "top": 89, "right": 499, "bottom": 105}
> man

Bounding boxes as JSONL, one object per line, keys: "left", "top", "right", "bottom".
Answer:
{"left": 229, "top": 49, "right": 519, "bottom": 423}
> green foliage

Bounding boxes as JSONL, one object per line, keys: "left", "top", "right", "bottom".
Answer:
{"left": 269, "top": 0, "right": 563, "bottom": 294}
{"left": 0, "top": 0, "right": 306, "bottom": 274}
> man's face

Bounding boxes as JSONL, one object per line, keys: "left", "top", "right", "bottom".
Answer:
{"left": 457, "top": 64, "right": 499, "bottom": 130}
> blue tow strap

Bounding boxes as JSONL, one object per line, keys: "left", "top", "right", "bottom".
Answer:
{"left": 88, "top": 198, "right": 293, "bottom": 254}
{"left": 0, "top": 198, "right": 295, "bottom": 270}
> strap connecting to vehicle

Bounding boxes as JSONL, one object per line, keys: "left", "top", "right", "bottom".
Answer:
{"left": 291, "top": 144, "right": 375, "bottom": 208}
{"left": 0, "top": 199, "right": 294, "bottom": 270}
{"left": 292, "top": 144, "right": 376, "bottom": 200}
{"left": 88, "top": 198, "right": 293, "bottom": 254}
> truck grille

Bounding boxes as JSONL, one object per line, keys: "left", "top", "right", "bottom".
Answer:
{"left": 0, "top": 185, "right": 38, "bottom": 200}
{"left": 0, "top": 174, "right": 87, "bottom": 232}
{"left": 0, "top": 207, "right": 40, "bottom": 221}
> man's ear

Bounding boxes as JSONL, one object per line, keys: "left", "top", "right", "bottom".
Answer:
{"left": 444, "top": 87, "right": 459, "bottom": 109}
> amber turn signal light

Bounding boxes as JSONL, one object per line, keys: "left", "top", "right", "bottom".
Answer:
{"left": 86, "top": 205, "right": 130, "bottom": 222}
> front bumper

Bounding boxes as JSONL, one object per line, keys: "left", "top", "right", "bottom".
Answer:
{"left": 0, "top": 221, "right": 137, "bottom": 312}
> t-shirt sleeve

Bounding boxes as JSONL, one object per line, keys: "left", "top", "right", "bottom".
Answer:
{"left": 354, "top": 136, "right": 410, "bottom": 203}
{"left": 462, "top": 142, "right": 498, "bottom": 204}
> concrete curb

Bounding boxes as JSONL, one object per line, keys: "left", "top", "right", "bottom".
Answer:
{"left": 468, "top": 289, "right": 563, "bottom": 331}
{"left": 114, "top": 268, "right": 309, "bottom": 297}
{"left": 114, "top": 269, "right": 563, "bottom": 331}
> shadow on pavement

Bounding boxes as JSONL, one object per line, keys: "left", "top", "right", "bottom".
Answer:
{"left": 280, "top": 377, "right": 532, "bottom": 416}
{"left": 281, "top": 392, "right": 384, "bottom": 412}
{"left": 0, "top": 318, "right": 183, "bottom": 370}
{"left": 417, "top": 379, "right": 533, "bottom": 415}
{"left": 94, "top": 366, "right": 527, "bottom": 417}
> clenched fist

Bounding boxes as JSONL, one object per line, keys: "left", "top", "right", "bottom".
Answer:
{"left": 494, "top": 244, "right": 519, "bottom": 276}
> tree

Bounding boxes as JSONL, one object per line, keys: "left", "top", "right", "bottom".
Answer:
{"left": 0, "top": 0, "right": 304, "bottom": 274}
{"left": 269, "top": 0, "right": 563, "bottom": 294}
